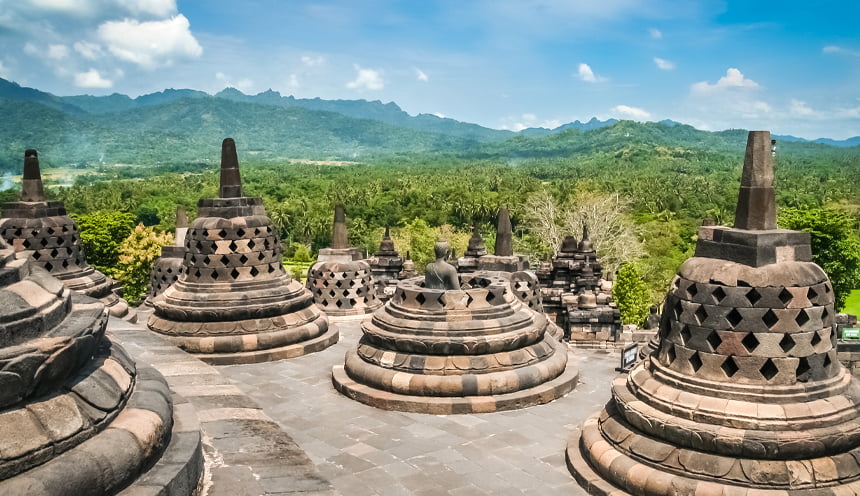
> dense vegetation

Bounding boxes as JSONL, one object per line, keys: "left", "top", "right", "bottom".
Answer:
{"left": 1, "top": 77, "right": 859, "bottom": 311}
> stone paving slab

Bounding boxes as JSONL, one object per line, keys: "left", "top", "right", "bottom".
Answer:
{"left": 218, "top": 321, "right": 620, "bottom": 495}
{"left": 108, "top": 319, "right": 335, "bottom": 496}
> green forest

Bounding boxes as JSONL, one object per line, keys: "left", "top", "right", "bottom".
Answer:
{"left": 2, "top": 119, "right": 858, "bottom": 316}
{"left": 1, "top": 79, "right": 859, "bottom": 318}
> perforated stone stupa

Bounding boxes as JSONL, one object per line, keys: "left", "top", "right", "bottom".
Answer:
{"left": 369, "top": 227, "right": 403, "bottom": 301}
{"left": 332, "top": 265, "right": 579, "bottom": 414}
{"left": 567, "top": 131, "right": 860, "bottom": 495}
{"left": 148, "top": 139, "right": 334, "bottom": 365}
{"left": 0, "top": 149, "right": 130, "bottom": 318}
{"left": 307, "top": 205, "right": 382, "bottom": 319}
{"left": 144, "top": 206, "right": 188, "bottom": 306}
{"left": 0, "top": 237, "right": 202, "bottom": 494}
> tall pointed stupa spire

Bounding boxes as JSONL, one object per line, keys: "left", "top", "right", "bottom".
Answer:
{"left": 494, "top": 207, "right": 513, "bottom": 257}
{"left": 733, "top": 130, "right": 776, "bottom": 230}
{"left": 332, "top": 204, "right": 348, "bottom": 249}
{"left": 20, "top": 149, "right": 45, "bottom": 202}
{"left": 219, "top": 138, "right": 243, "bottom": 198}
{"left": 174, "top": 205, "right": 188, "bottom": 247}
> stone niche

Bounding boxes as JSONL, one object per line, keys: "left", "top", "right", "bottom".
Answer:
{"left": 332, "top": 272, "right": 578, "bottom": 414}
{"left": 0, "top": 149, "right": 130, "bottom": 318}
{"left": 148, "top": 139, "right": 335, "bottom": 364}
{"left": 0, "top": 238, "right": 202, "bottom": 494}
{"left": 566, "top": 131, "right": 860, "bottom": 495}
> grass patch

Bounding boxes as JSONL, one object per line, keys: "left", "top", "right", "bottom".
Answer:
{"left": 842, "top": 289, "right": 860, "bottom": 316}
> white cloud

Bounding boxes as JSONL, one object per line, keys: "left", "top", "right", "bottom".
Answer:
{"left": 823, "top": 45, "right": 860, "bottom": 57}
{"left": 30, "top": 0, "right": 177, "bottom": 18}
{"left": 47, "top": 44, "right": 69, "bottom": 60}
{"left": 0, "top": 60, "right": 7, "bottom": 79}
{"left": 611, "top": 105, "right": 651, "bottom": 120}
{"left": 691, "top": 68, "right": 759, "bottom": 94}
{"left": 790, "top": 99, "right": 814, "bottom": 116}
{"left": 73, "top": 41, "right": 104, "bottom": 60}
{"left": 414, "top": 67, "right": 429, "bottom": 82}
{"left": 346, "top": 65, "right": 384, "bottom": 90}
{"left": 97, "top": 14, "right": 202, "bottom": 70}
{"left": 287, "top": 74, "right": 299, "bottom": 89}
{"left": 500, "top": 113, "right": 561, "bottom": 131}
{"left": 301, "top": 55, "right": 325, "bottom": 66}
{"left": 23, "top": 43, "right": 39, "bottom": 56}
{"left": 653, "top": 57, "right": 674, "bottom": 70}
{"left": 117, "top": 0, "right": 177, "bottom": 17}
{"left": 752, "top": 101, "right": 772, "bottom": 113}
{"left": 433, "top": 112, "right": 446, "bottom": 118}
{"left": 74, "top": 68, "right": 112, "bottom": 88}
{"left": 649, "top": 28, "right": 662, "bottom": 39}
{"left": 576, "top": 63, "right": 605, "bottom": 83}
{"left": 215, "top": 72, "right": 254, "bottom": 92}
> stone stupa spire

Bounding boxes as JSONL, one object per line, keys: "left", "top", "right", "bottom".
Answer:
{"left": 494, "top": 207, "right": 513, "bottom": 257}
{"left": 20, "top": 149, "right": 45, "bottom": 202}
{"left": 174, "top": 205, "right": 188, "bottom": 246}
{"left": 332, "top": 204, "right": 348, "bottom": 250}
{"left": 734, "top": 130, "right": 776, "bottom": 230}
{"left": 219, "top": 138, "right": 243, "bottom": 198}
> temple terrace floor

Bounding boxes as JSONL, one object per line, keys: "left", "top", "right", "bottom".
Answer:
{"left": 111, "top": 315, "right": 619, "bottom": 496}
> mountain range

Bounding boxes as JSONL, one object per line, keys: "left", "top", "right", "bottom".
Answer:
{"left": 0, "top": 76, "right": 857, "bottom": 172}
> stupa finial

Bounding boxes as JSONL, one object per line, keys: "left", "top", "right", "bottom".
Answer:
{"left": 733, "top": 131, "right": 776, "bottom": 230}
{"left": 219, "top": 138, "right": 243, "bottom": 198}
{"left": 332, "top": 204, "right": 348, "bottom": 249}
{"left": 21, "top": 149, "right": 45, "bottom": 202}
{"left": 494, "top": 207, "right": 513, "bottom": 257}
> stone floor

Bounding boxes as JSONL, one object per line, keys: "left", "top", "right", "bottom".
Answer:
{"left": 112, "top": 316, "right": 621, "bottom": 495}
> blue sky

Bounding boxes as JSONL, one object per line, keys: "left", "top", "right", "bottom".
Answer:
{"left": 0, "top": 0, "right": 858, "bottom": 139}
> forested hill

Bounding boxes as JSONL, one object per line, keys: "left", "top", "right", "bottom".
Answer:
{"left": 0, "top": 76, "right": 858, "bottom": 173}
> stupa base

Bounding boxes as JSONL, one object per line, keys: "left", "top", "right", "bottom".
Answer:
{"left": 165, "top": 324, "right": 340, "bottom": 365}
{"left": 566, "top": 404, "right": 860, "bottom": 496}
{"left": 0, "top": 344, "right": 203, "bottom": 495}
{"left": 332, "top": 362, "right": 579, "bottom": 414}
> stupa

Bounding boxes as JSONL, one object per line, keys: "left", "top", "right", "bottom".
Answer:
{"left": 148, "top": 139, "right": 335, "bottom": 365}
{"left": 0, "top": 237, "right": 202, "bottom": 494}
{"left": 399, "top": 251, "right": 418, "bottom": 279}
{"left": 457, "top": 226, "right": 488, "bottom": 273}
{"left": 0, "top": 149, "right": 130, "bottom": 318}
{"left": 144, "top": 206, "right": 188, "bottom": 307}
{"left": 369, "top": 226, "right": 403, "bottom": 301}
{"left": 538, "top": 227, "right": 619, "bottom": 342}
{"left": 332, "top": 240, "right": 578, "bottom": 413}
{"left": 476, "top": 208, "right": 529, "bottom": 272}
{"left": 567, "top": 131, "right": 860, "bottom": 494}
{"left": 306, "top": 205, "right": 382, "bottom": 319}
